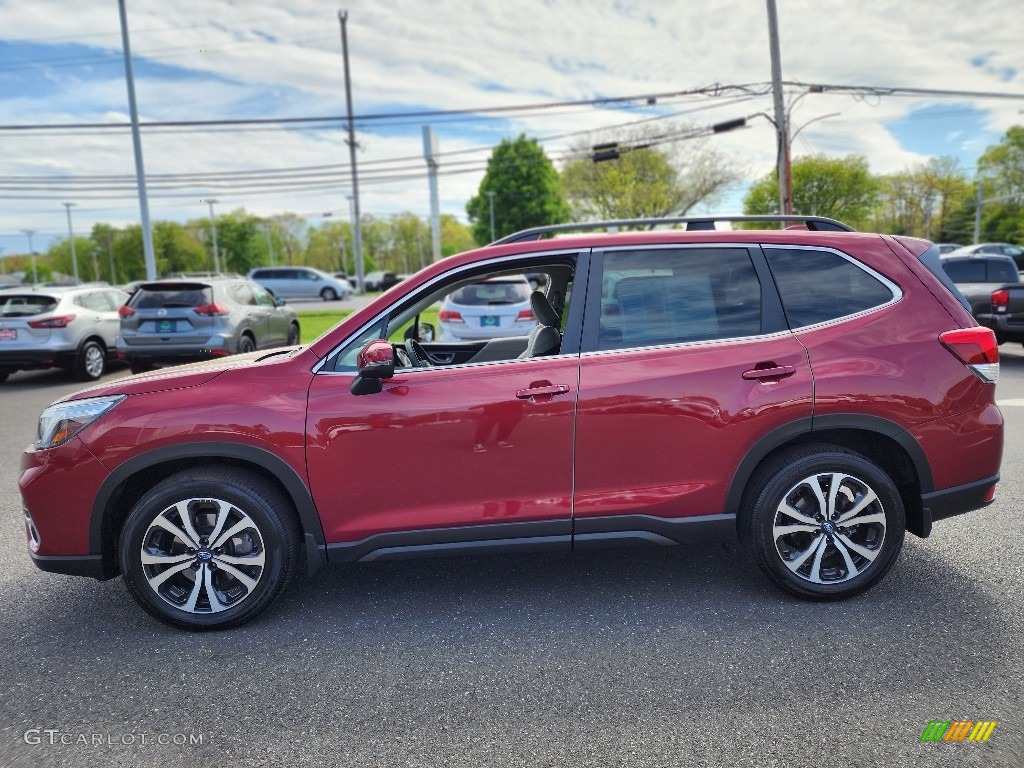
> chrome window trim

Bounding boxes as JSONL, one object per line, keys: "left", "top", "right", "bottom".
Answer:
{"left": 312, "top": 248, "right": 585, "bottom": 374}
{"left": 580, "top": 329, "right": 796, "bottom": 359}
{"left": 315, "top": 350, "right": 582, "bottom": 377}
{"left": 761, "top": 244, "right": 903, "bottom": 332}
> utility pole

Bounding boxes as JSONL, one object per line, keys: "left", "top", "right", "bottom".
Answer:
{"left": 62, "top": 202, "right": 80, "bottom": 284}
{"left": 339, "top": 11, "right": 364, "bottom": 293}
{"left": 487, "top": 191, "right": 496, "bottom": 242}
{"left": 973, "top": 180, "right": 983, "bottom": 244}
{"left": 766, "top": 0, "right": 792, "bottom": 217}
{"left": 0, "top": 247, "right": 5, "bottom": 276}
{"left": 117, "top": 0, "right": 157, "bottom": 279}
{"left": 423, "top": 125, "right": 441, "bottom": 262}
{"left": 264, "top": 223, "right": 275, "bottom": 266}
{"left": 203, "top": 198, "right": 220, "bottom": 273}
{"left": 105, "top": 234, "right": 117, "bottom": 284}
{"left": 21, "top": 230, "right": 38, "bottom": 284}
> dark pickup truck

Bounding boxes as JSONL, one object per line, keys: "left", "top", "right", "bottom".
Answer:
{"left": 941, "top": 253, "right": 1024, "bottom": 347}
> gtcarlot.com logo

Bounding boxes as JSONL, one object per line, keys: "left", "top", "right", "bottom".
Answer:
{"left": 24, "top": 729, "right": 204, "bottom": 747}
{"left": 920, "top": 720, "right": 997, "bottom": 742}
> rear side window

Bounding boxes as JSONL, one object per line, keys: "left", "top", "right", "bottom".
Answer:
{"left": 764, "top": 248, "right": 895, "bottom": 328}
{"left": 988, "top": 259, "right": 1018, "bottom": 283}
{"left": 596, "top": 248, "right": 762, "bottom": 350}
{"left": 130, "top": 284, "right": 213, "bottom": 309}
{"left": 941, "top": 260, "right": 985, "bottom": 283}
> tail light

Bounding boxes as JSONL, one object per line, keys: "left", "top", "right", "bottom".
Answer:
{"left": 28, "top": 314, "right": 76, "bottom": 329}
{"left": 939, "top": 327, "right": 999, "bottom": 383}
{"left": 991, "top": 289, "right": 1009, "bottom": 313}
{"left": 516, "top": 310, "right": 536, "bottom": 322}
{"left": 118, "top": 305, "right": 135, "bottom": 318}
{"left": 439, "top": 309, "right": 464, "bottom": 323}
{"left": 193, "top": 303, "right": 230, "bottom": 317}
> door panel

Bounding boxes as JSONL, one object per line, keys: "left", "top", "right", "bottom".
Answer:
{"left": 574, "top": 337, "right": 812, "bottom": 519}
{"left": 306, "top": 356, "right": 579, "bottom": 544}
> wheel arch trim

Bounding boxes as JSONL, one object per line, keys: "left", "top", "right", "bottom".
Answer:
{"left": 724, "top": 414, "right": 934, "bottom": 515}
{"left": 89, "top": 441, "right": 325, "bottom": 568}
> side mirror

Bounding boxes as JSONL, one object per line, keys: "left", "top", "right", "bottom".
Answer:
{"left": 275, "top": 297, "right": 287, "bottom": 307}
{"left": 403, "top": 321, "right": 436, "bottom": 343}
{"left": 350, "top": 339, "right": 394, "bottom": 395}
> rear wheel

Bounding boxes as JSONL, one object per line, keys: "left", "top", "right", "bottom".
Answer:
{"left": 287, "top": 322, "right": 300, "bottom": 345}
{"left": 118, "top": 468, "right": 301, "bottom": 630}
{"left": 320, "top": 287, "right": 338, "bottom": 302}
{"left": 0, "top": 371, "right": 9, "bottom": 383}
{"left": 129, "top": 360, "right": 154, "bottom": 375}
{"left": 238, "top": 334, "right": 256, "bottom": 354}
{"left": 74, "top": 339, "right": 106, "bottom": 381}
{"left": 739, "top": 444, "right": 905, "bottom": 600}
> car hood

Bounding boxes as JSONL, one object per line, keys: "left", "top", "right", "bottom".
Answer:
{"left": 58, "top": 347, "right": 308, "bottom": 402}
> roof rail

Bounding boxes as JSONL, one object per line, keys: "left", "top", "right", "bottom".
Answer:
{"left": 491, "top": 215, "right": 855, "bottom": 245}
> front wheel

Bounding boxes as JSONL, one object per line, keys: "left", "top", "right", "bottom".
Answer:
{"left": 118, "top": 468, "right": 301, "bottom": 630}
{"left": 739, "top": 444, "right": 905, "bottom": 600}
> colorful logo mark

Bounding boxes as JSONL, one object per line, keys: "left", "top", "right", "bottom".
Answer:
{"left": 920, "top": 720, "right": 997, "bottom": 742}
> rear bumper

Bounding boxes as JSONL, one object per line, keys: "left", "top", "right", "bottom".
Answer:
{"left": 976, "top": 314, "right": 1024, "bottom": 342}
{"left": 921, "top": 474, "right": 999, "bottom": 531}
{"left": 0, "top": 348, "right": 77, "bottom": 370}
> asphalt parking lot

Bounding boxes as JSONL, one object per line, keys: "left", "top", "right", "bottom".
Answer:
{"left": 1, "top": 347, "right": 1022, "bottom": 768}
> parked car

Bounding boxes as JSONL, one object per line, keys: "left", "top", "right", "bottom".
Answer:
{"left": 0, "top": 284, "right": 128, "bottom": 383}
{"left": 936, "top": 243, "right": 964, "bottom": 254}
{"left": 21, "top": 215, "right": 1003, "bottom": 630}
{"left": 437, "top": 275, "right": 537, "bottom": 341}
{"left": 941, "top": 253, "right": 1024, "bottom": 346}
{"left": 116, "top": 277, "right": 299, "bottom": 374}
{"left": 947, "top": 242, "right": 1024, "bottom": 271}
{"left": 362, "top": 271, "right": 402, "bottom": 292}
{"left": 248, "top": 266, "right": 352, "bottom": 301}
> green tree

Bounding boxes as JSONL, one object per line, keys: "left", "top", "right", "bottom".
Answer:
{"left": 875, "top": 157, "right": 971, "bottom": 238}
{"left": 561, "top": 127, "right": 741, "bottom": 222}
{"left": 466, "top": 134, "right": 569, "bottom": 243}
{"left": 972, "top": 125, "right": 1024, "bottom": 243}
{"left": 46, "top": 236, "right": 100, "bottom": 282}
{"left": 744, "top": 154, "right": 881, "bottom": 229}
{"left": 153, "top": 221, "right": 207, "bottom": 275}
{"left": 305, "top": 220, "right": 352, "bottom": 273}
{"left": 440, "top": 214, "right": 476, "bottom": 256}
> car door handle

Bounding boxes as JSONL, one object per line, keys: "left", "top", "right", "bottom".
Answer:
{"left": 515, "top": 384, "right": 570, "bottom": 399}
{"left": 742, "top": 365, "right": 796, "bottom": 380}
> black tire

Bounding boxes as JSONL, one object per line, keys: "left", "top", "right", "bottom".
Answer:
{"left": 738, "top": 443, "right": 905, "bottom": 600}
{"left": 320, "top": 287, "right": 338, "bottom": 302}
{"left": 117, "top": 468, "right": 301, "bottom": 630}
{"left": 238, "top": 334, "right": 256, "bottom": 354}
{"left": 129, "top": 360, "right": 154, "bottom": 375}
{"left": 74, "top": 339, "right": 106, "bottom": 381}
{"left": 0, "top": 371, "right": 8, "bottom": 383}
{"left": 287, "top": 322, "right": 300, "bottom": 346}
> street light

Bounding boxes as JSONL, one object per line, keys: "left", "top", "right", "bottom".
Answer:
{"left": 487, "top": 191, "right": 496, "bottom": 243}
{"left": 201, "top": 198, "right": 220, "bottom": 273}
{"left": 63, "top": 202, "right": 80, "bottom": 284}
{"left": 21, "top": 229, "right": 38, "bottom": 284}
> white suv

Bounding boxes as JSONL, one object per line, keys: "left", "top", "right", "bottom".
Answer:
{"left": 0, "top": 284, "right": 128, "bottom": 383}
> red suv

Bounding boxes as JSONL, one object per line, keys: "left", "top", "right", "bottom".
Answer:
{"left": 20, "top": 216, "right": 1004, "bottom": 630}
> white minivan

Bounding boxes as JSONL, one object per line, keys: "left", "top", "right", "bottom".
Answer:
{"left": 249, "top": 267, "right": 352, "bottom": 302}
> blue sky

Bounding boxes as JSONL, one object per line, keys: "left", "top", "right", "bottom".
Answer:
{"left": 1, "top": 0, "right": 1023, "bottom": 256}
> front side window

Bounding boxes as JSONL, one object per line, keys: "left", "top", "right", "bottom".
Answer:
{"left": 764, "top": 248, "right": 895, "bottom": 328}
{"left": 596, "top": 248, "right": 762, "bottom": 350}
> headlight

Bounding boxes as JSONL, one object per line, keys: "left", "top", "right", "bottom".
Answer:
{"left": 37, "top": 395, "right": 125, "bottom": 449}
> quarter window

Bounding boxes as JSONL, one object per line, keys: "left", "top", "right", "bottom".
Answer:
{"left": 596, "top": 248, "right": 762, "bottom": 350}
{"left": 764, "top": 248, "right": 894, "bottom": 328}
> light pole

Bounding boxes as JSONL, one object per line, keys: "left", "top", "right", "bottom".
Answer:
{"left": 62, "top": 202, "right": 80, "bottom": 284}
{"left": 487, "top": 191, "right": 496, "bottom": 242}
{"left": 202, "top": 198, "right": 220, "bottom": 273}
{"left": 263, "top": 222, "right": 275, "bottom": 267}
{"left": 21, "top": 230, "right": 38, "bottom": 284}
